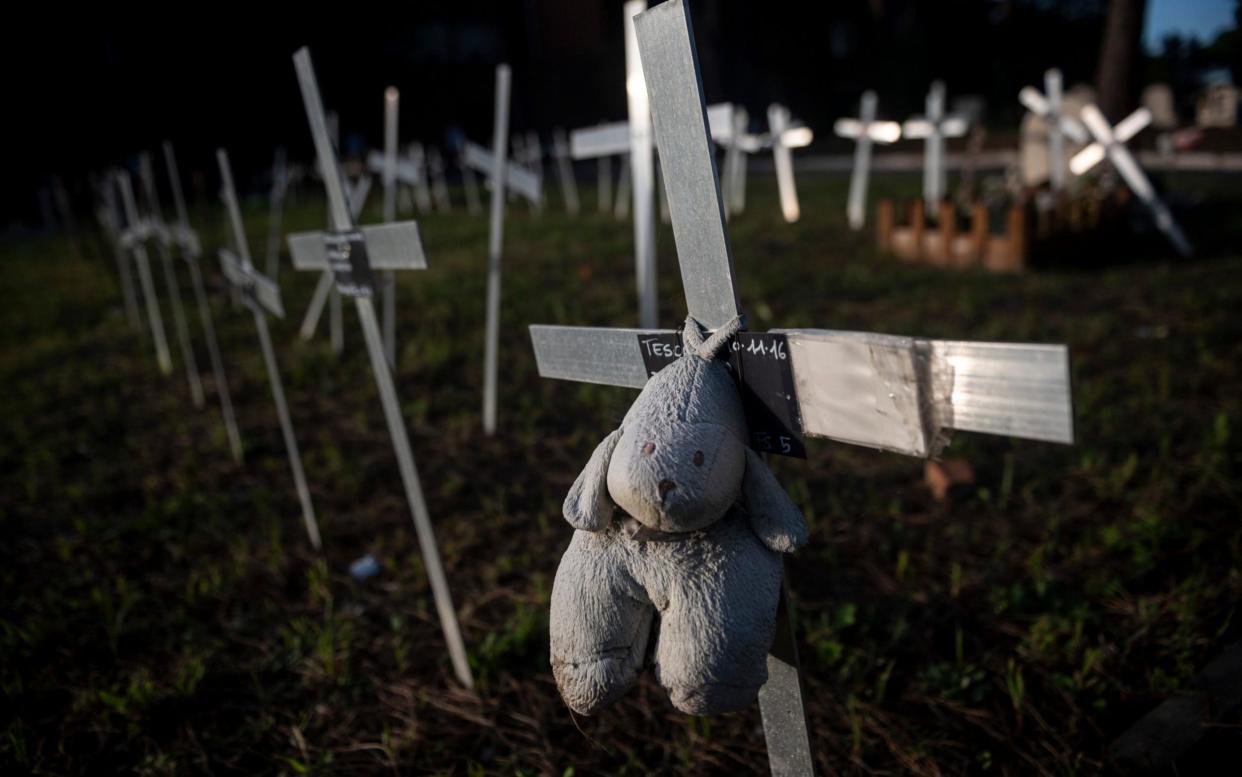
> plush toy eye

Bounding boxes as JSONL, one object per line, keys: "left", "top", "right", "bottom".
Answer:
{"left": 693, "top": 450, "right": 704, "bottom": 466}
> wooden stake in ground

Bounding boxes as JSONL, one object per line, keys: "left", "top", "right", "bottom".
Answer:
{"left": 1070, "top": 103, "right": 1193, "bottom": 257}
{"left": 529, "top": 2, "right": 1075, "bottom": 772}
{"left": 903, "top": 81, "right": 970, "bottom": 212}
{"left": 834, "top": 91, "right": 901, "bottom": 230}
{"left": 115, "top": 169, "right": 173, "bottom": 375}
{"left": 288, "top": 47, "right": 474, "bottom": 689}
{"left": 163, "top": 142, "right": 244, "bottom": 464}
{"left": 216, "top": 148, "right": 322, "bottom": 551}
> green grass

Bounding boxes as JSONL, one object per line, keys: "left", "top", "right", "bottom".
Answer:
{"left": 1, "top": 174, "right": 1240, "bottom": 774}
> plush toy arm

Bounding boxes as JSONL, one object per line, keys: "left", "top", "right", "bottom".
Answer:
{"left": 742, "top": 447, "right": 808, "bottom": 553}
{"left": 563, "top": 428, "right": 623, "bottom": 531}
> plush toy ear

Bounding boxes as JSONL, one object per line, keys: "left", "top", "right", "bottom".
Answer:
{"left": 742, "top": 447, "right": 808, "bottom": 553}
{"left": 563, "top": 428, "right": 623, "bottom": 531}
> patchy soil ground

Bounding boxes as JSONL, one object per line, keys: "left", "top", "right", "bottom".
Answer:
{"left": 1, "top": 174, "right": 1240, "bottom": 775}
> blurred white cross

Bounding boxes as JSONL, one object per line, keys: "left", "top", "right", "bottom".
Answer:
{"left": 1018, "top": 68, "right": 1087, "bottom": 191}
{"left": 834, "top": 90, "right": 901, "bottom": 229}
{"left": 903, "top": 81, "right": 969, "bottom": 211}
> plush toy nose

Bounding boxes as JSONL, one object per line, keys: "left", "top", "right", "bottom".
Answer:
{"left": 658, "top": 479, "right": 677, "bottom": 501}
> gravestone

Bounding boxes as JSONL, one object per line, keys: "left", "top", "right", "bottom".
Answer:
{"left": 287, "top": 47, "right": 474, "bottom": 687}
{"left": 529, "top": 2, "right": 1075, "bottom": 772}
{"left": 216, "top": 148, "right": 322, "bottom": 550}
{"left": 1143, "top": 82, "right": 1179, "bottom": 130}
{"left": 1070, "top": 104, "right": 1193, "bottom": 257}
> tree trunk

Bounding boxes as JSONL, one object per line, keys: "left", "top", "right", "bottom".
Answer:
{"left": 1095, "top": 0, "right": 1148, "bottom": 120}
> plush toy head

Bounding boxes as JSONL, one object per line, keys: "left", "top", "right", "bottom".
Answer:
{"left": 605, "top": 317, "right": 748, "bottom": 533}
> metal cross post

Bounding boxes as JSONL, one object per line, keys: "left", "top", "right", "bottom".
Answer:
{"left": 265, "top": 147, "right": 290, "bottom": 280}
{"left": 427, "top": 147, "right": 453, "bottom": 213}
{"left": 459, "top": 150, "right": 483, "bottom": 216}
{"left": 765, "top": 103, "right": 813, "bottom": 223}
{"left": 96, "top": 176, "right": 144, "bottom": 332}
{"left": 288, "top": 47, "right": 474, "bottom": 688}
{"left": 163, "top": 141, "right": 245, "bottom": 464}
{"left": 834, "top": 91, "right": 902, "bottom": 230}
{"left": 1070, "top": 104, "right": 1193, "bottom": 258}
{"left": 720, "top": 105, "right": 758, "bottom": 217}
{"left": 524, "top": 130, "right": 546, "bottom": 212}
{"left": 1018, "top": 69, "right": 1088, "bottom": 192}
{"left": 217, "top": 148, "right": 322, "bottom": 551}
{"left": 139, "top": 152, "right": 205, "bottom": 408}
{"left": 902, "top": 81, "right": 970, "bottom": 212}
{"left": 458, "top": 65, "right": 546, "bottom": 435}
{"left": 528, "top": 2, "right": 1075, "bottom": 773}
{"left": 298, "top": 165, "right": 371, "bottom": 353}
{"left": 115, "top": 169, "right": 173, "bottom": 375}
{"left": 552, "top": 127, "right": 581, "bottom": 216}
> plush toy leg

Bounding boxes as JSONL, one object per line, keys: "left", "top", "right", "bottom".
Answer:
{"left": 550, "top": 531, "right": 654, "bottom": 715}
{"left": 651, "top": 518, "right": 784, "bottom": 715}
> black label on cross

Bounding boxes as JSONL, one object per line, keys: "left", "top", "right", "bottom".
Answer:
{"left": 324, "top": 230, "right": 374, "bottom": 297}
{"left": 637, "top": 332, "right": 806, "bottom": 459}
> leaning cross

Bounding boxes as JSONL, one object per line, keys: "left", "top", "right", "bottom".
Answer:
{"left": 95, "top": 176, "right": 143, "bottom": 331}
{"left": 139, "top": 151, "right": 205, "bottom": 408}
{"left": 1070, "top": 104, "right": 1193, "bottom": 257}
{"left": 216, "top": 148, "right": 322, "bottom": 550}
{"left": 287, "top": 47, "right": 474, "bottom": 688}
{"left": 115, "top": 169, "right": 173, "bottom": 375}
{"left": 528, "top": 2, "right": 1075, "bottom": 773}
{"left": 1018, "top": 68, "right": 1088, "bottom": 192}
{"left": 902, "top": 80, "right": 970, "bottom": 211}
{"left": 834, "top": 91, "right": 902, "bottom": 230}
{"left": 163, "top": 142, "right": 244, "bottom": 464}
{"left": 551, "top": 127, "right": 581, "bottom": 216}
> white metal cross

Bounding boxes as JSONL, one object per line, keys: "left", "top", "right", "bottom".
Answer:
{"left": 834, "top": 90, "right": 901, "bottom": 230}
{"left": 95, "top": 175, "right": 143, "bottom": 332}
{"left": 115, "top": 169, "right": 173, "bottom": 376}
{"left": 528, "top": 2, "right": 1074, "bottom": 772}
{"left": 298, "top": 162, "right": 371, "bottom": 354}
{"left": 287, "top": 46, "right": 474, "bottom": 688}
{"left": 139, "top": 151, "right": 205, "bottom": 408}
{"left": 1070, "top": 104, "right": 1193, "bottom": 257}
{"left": 163, "top": 142, "right": 244, "bottom": 464}
{"left": 552, "top": 127, "right": 581, "bottom": 216}
{"left": 216, "top": 148, "right": 322, "bottom": 551}
{"left": 1018, "top": 68, "right": 1088, "bottom": 192}
{"left": 903, "top": 81, "right": 970, "bottom": 211}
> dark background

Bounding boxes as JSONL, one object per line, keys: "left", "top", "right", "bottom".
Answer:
{"left": 5, "top": 0, "right": 1239, "bottom": 227}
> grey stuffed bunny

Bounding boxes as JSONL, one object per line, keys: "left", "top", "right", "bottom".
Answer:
{"left": 550, "top": 315, "right": 808, "bottom": 716}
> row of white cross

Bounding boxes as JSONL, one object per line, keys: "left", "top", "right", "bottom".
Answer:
{"left": 99, "top": 2, "right": 1089, "bottom": 773}
{"left": 836, "top": 70, "right": 1192, "bottom": 256}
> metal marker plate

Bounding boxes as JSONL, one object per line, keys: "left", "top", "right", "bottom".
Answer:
{"left": 637, "top": 332, "right": 805, "bottom": 458}
{"left": 324, "top": 230, "right": 374, "bottom": 297}
{"left": 287, "top": 221, "right": 428, "bottom": 272}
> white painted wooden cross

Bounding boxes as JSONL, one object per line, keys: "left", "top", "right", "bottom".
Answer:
{"left": 1018, "top": 68, "right": 1088, "bottom": 192}
{"left": 139, "top": 151, "right": 205, "bottom": 408}
{"left": 528, "top": 2, "right": 1074, "bottom": 772}
{"left": 457, "top": 65, "right": 543, "bottom": 435}
{"left": 114, "top": 169, "right": 173, "bottom": 375}
{"left": 834, "top": 90, "right": 902, "bottom": 230}
{"left": 163, "top": 142, "right": 244, "bottom": 464}
{"left": 286, "top": 47, "right": 474, "bottom": 688}
{"left": 765, "top": 103, "right": 813, "bottom": 223}
{"left": 1070, "top": 104, "right": 1193, "bottom": 257}
{"left": 216, "top": 148, "right": 322, "bottom": 551}
{"left": 903, "top": 81, "right": 970, "bottom": 211}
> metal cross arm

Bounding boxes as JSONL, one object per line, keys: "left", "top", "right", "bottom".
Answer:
{"left": 527, "top": 1, "right": 1076, "bottom": 773}
{"left": 291, "top": 45, "right": 474, "bottom": 690}
{"left": 287, "top": 221, "right": 428, "bottom": 272}
{"left": 461, "top": 141, "right": 542, "bottom": 205}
